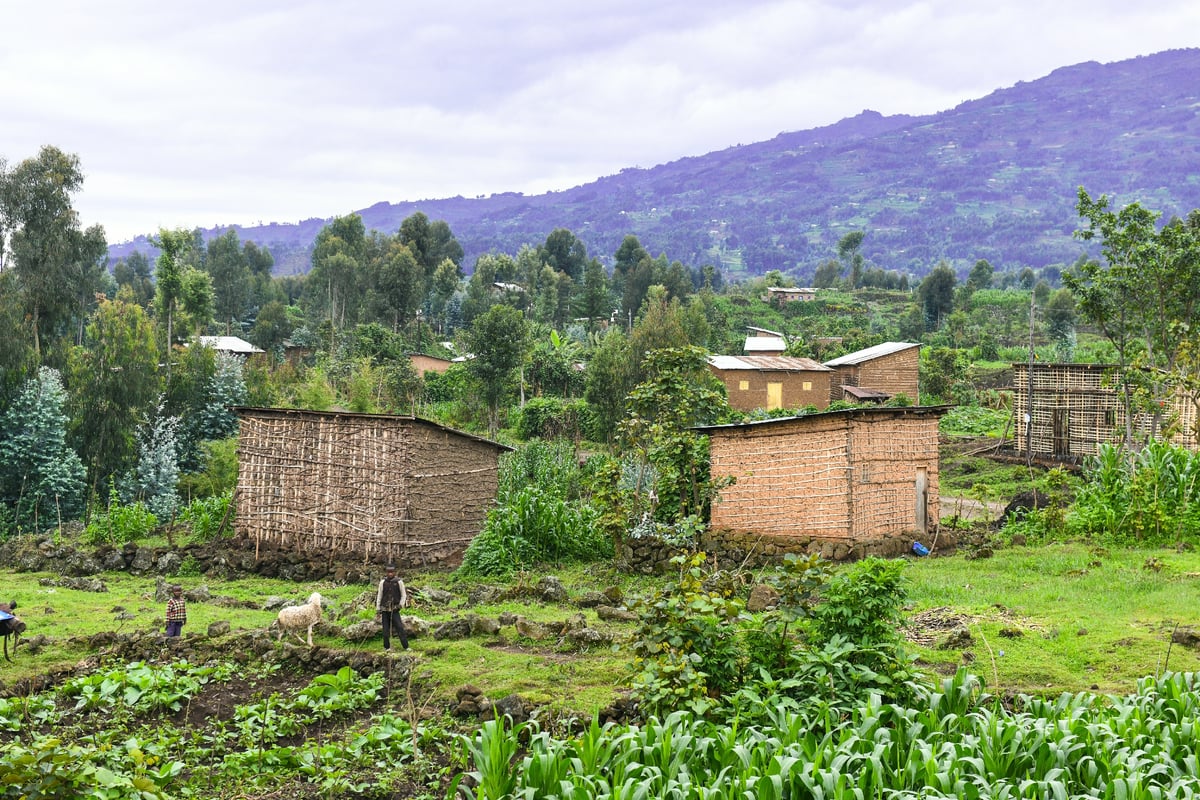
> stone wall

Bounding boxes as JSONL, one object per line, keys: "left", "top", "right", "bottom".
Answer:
{"left": 619, "top": 526, "right": 956, "bottom": 573}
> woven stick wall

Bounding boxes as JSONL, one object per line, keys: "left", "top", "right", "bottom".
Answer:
{"left": 235, "top": 408, "right": 504, "bottom": 566}
{"left": 1012, "top": 364, "right": 1196, "bottom": 456}
{"left": 847, "top": 414, "right": 940, "bottom": 537}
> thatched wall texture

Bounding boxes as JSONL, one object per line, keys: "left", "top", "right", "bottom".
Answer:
{"left": 699, "top": 406, "right": 945, "bottom": 547}
{"left": 1011, "top": 363, "right": 1198, "bottom": 457}
{"left": 824, "top": 343, "right": 921, "bottom": 404}
{"left": 235, "top": 408, "right": 511, "bottom": 567}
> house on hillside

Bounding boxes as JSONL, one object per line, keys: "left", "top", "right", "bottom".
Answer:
{"left": 743, "top": 326, "right": 787, "bottom": 356}
{"left": 197, "top": 335, "right": 264, "bottom": 356}
{"left": 696, "top": 405, "right": 949, "bottom": 561}
{"left": 764, "top": 286, "right": 817, "bottom": 303}
{"left": 234, "top": 408, "right": 512, "bottom": 568}
{"left": 708, "top": 355, "right": 833, "bottom": 412}
{"left": 1011, "top": 362, "right": 1198, "bottom": 458}
{"left": 408, "top": 353, "right": 454, "bottom": 376}
{"left": 823, "top": 342, "right": 920, "bottom": 404}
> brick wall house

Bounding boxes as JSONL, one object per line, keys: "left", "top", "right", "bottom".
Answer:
{"left": 696, "top": 406, "right": 947, "bottom": 560}
{"left": 823, "top": 342, "right": 920, "bottom": 404}
{"left": 708, "top": 355, "right": 833, "bottom": 412}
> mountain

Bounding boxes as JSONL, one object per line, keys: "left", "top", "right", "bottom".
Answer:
{"left": 108, "top": 48, "right": 1200, "bottom": 282}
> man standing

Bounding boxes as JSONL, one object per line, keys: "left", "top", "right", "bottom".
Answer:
{"left": 375, "top": 564, "right": 409, "bottom": 650}
{"left": 165, "top": 585, "right": 187, "bottom": 637}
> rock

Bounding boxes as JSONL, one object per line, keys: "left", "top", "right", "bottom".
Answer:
{"left": 1171, "top": 627, "right": 1200, "bottom": 647}
{"left": 492, "top": 694, "right": 529, "bottom": 723}
{"left": 497, "top": 611, "right": 518, "bottom": 626}
{"left": 417, "top": 588, "right": 455, "bottom": 606}
{"left": 468, "top": 614, "right": 501, "bottom": 636}
{"left": 537, "top": 576, "right": 569, "bottom": 603}
{"left": 596, "top": 605, "right": 636, "bottom": 623}
{"left": 157, "top": 552, "right": 182, "bottom": 575}
{"left": 942, "top": 627, "right": 973, "bottom": 649}
{"left": 185, "top": 585, "right": 212, "bottom": 603}
{"left": 207, "top": 620, "right": 231, "bottom": 637}
{"left": 129, "top": 547, "right": 156, "bottom": 575}
{"left": 63, "top": 550, "right": 104, "bottom": 576}
{"left": 453, "top": 700, "right": 479, "bottom": 716}
{"left": 998, "top": 627, "right": 1024, "bottom": 639}
{"left": 515, "top": 617, "right": 549, "bottom": 640}
{"left": 434, "top": 618, "right": 472, "bottom": 640}
{"left": 262, "top": 596, "right": 291, "bottom": 611}
{"left": 746, "top": 584, "right": 780, "bottom": 612}
{"left": 467, "top": 585, "right": 504, "bottom": 606}
{"left": 567, "top": 627, "right": 612, "bottom": 647}
{"left": 575, "top": 592, "right": 607, "bottom": 608}
{"left": 456, "top": 684, "right": 483, "bottom": 700}
{"left": 101, "top": 550, "right": 128, "bottom": 571}
{"left": 602, "top": 586, "right": 625, "bottom": 604}
{"left": 342, "top": 620, "right": 381, "bottom": 642}
{"left": 401, "top": 616, "right": 430, "bottom": 637}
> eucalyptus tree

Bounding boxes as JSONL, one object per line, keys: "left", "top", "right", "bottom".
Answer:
{"left": 0, "top": 146, "right": 108, "bottom": 365}
{"left": 305, "top": 214, "right": 367, "bottom": 335}
{"left": 0, "top": 366, "right": 87, "bottom": 532}
{"left": 152, "top": 228, "right": 194, "bottom": 357}
{"left": 113, "top": 251, "right": 156, "bottom": 308}
{"left": 205, "top": 229, "right": 251, "bottom": 333}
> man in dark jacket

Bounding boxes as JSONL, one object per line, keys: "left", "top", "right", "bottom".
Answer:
{"left": 375, "top": 564, "right": 409, "bottom": 650}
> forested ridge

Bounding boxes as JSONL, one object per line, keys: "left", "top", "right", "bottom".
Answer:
{"left": 107, "top": 47, "right": 1200, "bottom": 282}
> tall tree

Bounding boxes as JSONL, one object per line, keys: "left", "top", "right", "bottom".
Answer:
{"left": 205, "top": 229, "right": 251, "bottom": 333}
{"left": 67, "top": 292, "right": 161, "bottom": 494}
{"left": 461, "top": 304, "right": 529, "bottom": 433}
{"left": 0, "top": 366, "right": 87, "bottom": 531}
{"left": 918, "top": 261, "right": 957, "bottom": 331}
{"left": 152, "top": 228, "right": 194, "bottom": 358}
{"left": 0, "top": 146, "right": 108, "bottom": 364}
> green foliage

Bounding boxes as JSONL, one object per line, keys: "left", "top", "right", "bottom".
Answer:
{"left": 515, "top": 397, "right": 597, "bottom": 442}
{"left": 459, "top": 486, "right": 607, "bottom": 577}
{"left": 127, "top": 401, "right": 180, "bottom": 521}
{"left": 0, "top": 366, "right": 86, "bottom": 533}
{"left": 177, "top": 436, "right": 239, "bottom": 500}
{"left": 179, "top": 491, "right": 233, "bottom": 543}
{"left": 1063, "top": 442, "right": 1200, "bottom": 546}
{"left": 940, "top": 405, "right": 1009, "bottom": 437}
{"left": 626, "top": 553, "right": 747, "bottom": 716}
{"left": 83, "top": 488, "right": 157, "bottom": 545}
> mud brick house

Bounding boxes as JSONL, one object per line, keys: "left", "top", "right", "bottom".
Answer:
{"left": 408, "top": 353, "right": 454, "bottom": 375}
{"left": 234, "top": 407, "right": 512, "bottom": 567}
{"left": 764, "top": 286, "right": 817, "bottom": 303}
{"left": 1011, "top": 362, "right": 1198, "bottom": 458}
{"left": 708, "top": 355, "right": 833, "bottom": 412}
{"left": 823, "top": 342, "right": 921, "bottom": 404}
{"left": 695, "top": 405, "right": 948, "bottom": 561}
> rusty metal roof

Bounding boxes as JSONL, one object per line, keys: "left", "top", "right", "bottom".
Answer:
{"left": 709, "top": 355, "right": 832, "bottom": 372}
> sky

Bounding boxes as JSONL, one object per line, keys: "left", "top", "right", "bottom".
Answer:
{"left": 4, "top": 1, "right": 1198, "bottom": 244}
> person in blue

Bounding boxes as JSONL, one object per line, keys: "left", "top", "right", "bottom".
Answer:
{"left": 165, "top": 585, "right": 187, "bottom": 637}
{"left": 375, "top": 565, "right": 409, "bottom": 650}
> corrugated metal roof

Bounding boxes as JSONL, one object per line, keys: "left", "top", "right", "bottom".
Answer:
{"left": 197, "top": 336, "right": 264, "bottom": 354}
{"left": 823, "top": 341, "right": 919, "bottom": 367}
{"left": 692, "top": 404, "right": 953, "bottom": 432}
{"left": 709, "top": 355, "right": 832, "bottom": 372}
{"left": 744, "top": 336, "right": 787, "bottom": 352}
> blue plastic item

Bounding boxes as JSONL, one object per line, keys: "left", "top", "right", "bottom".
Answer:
{"left": 911, "top": 541, "right": 930, "bottom": 556}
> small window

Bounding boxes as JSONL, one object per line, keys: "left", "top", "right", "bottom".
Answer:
{"left": 738, "top": 380, "right": 749, "bottom": 391}
{"left": 803, "top": 381, "right": 812, "bottom": 391}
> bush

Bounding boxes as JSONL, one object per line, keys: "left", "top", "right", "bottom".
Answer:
{"left": 458, "top": 486, "right": 608, "bottom": 577}
{"left": 180, "top": 491, "right": 233, "bottom": 543}
{"left": 84, "top": 498, "right": 158, "bottom": 545}
{"left": 515, "top": 397, "right": 597, "bottom": 442}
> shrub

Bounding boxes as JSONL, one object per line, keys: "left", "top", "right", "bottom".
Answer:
{"left": 514, "top": 397, "right": 597, "bottom": 442}
{"left": 83, "top": 497, "right": 158, "bottom": 545}
{"left": 180, "top": 491, "right": 233, "bottom": 543}
{"left": 458, "top": 486, "right": 607, "bottom": 577}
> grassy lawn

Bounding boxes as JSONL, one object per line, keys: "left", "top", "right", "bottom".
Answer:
{"left": 905, "top": 543, "right": 1200, "bottom": 695}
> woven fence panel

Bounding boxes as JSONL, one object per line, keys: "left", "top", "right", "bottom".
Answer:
{"left": 847, "top": 415, "right": 939, "bottom": 537}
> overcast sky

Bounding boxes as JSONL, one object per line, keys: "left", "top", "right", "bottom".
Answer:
{"left": 4, "top": 1, "right": 1198, "bottom": 244}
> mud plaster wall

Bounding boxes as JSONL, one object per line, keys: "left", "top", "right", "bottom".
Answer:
{"left": 236, "top": 411, "right": 502, "bottom": 568}
{"left": 830, "top": 348, "right": 919, "bottom": 403}
{"left": 706, "top": 412, "right": 940, "bottom": 542}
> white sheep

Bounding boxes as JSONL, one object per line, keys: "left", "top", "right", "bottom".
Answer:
{"left": 276, "top": 592, "right": 324, "bottom": 646}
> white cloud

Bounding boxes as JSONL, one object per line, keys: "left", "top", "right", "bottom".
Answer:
{"left": 2, "top": 0, "right": 1197, "bottom": 243}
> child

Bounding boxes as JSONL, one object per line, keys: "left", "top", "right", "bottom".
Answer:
{"left": 165, "top": 585, "right": 187, "bottom": 637}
